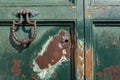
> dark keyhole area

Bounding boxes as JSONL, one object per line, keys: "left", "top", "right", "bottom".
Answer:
{"left": 65, "top": 39, "right": 69, "bottom": 42}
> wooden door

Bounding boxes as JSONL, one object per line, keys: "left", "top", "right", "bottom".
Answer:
{"left": 85, "top": 0, "right": 120, "bottom": 80}
{"left": 0, "top": 0, "right": 84, "bottom": 80}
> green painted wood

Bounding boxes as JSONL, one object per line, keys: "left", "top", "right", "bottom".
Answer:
{"left": 85, "top": 0, "right": 120, "bottom": 80}
{"left": 93, "top": 25, "right": 120, "bottom": 80}
{"left": 0, "top": 25, "right": 72, "bottom": 80}
{"left": 0, "top": 0, "right": 84, "bottom": 80}
{"left": 0, "top": 0, "right": 74, "bottom": 5}
{"left": 0, "top": 7, "right": 76, "bottom": 20}
{"left": 0, "top": 0, "right": 69, "bottom": 3}
{"left": 91, "top": 0, "right": 120, "bottom": 5}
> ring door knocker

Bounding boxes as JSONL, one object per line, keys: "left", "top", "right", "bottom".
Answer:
{"left": 12, "top": 9, "right": 39, "bottom": 48}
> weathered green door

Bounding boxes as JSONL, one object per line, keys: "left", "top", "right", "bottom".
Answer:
{"left": 85, "top": 0, "right": 120, "bottom": 80}
{"left": 0, "top": 0, "right": 84, "bottom": 80}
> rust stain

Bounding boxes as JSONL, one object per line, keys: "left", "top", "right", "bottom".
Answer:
{"left": 97, "top": 71, "right": 103, "bottom": 77}
{"left": 86, "top": 48, "right": 93, "bottom": 79}
{"left": 35, "top": 31, "right": 71, "bottom": 69}
{"left": 86, "top": 4, "right": 92, "bottom": 18}
{"left": 22, "top": 74, "right": 26, "bottom": 79}
{"left": 11, "top": 59, "right": 22, "bottom": 76}
{"left": 104, "top": 66, "right": 120, "bottom": 80}
{"left": 30, "top": 63, "right": 35, "bottom": 68}
{"left": 51, "top": 72, "right": 57, "bottom": 79}
{"left": 31, "top": 73, "right": 38, "bottom": 80}
{"left": 76, "top": 40, "right": 84, "bottom": 79}
{"left": 94, "top": 5, "right": 107, "bottom": 10}
{"left": 104, "top": 78, "right": 109, "bottom": 80}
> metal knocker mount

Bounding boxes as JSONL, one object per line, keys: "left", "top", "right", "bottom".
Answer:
{"left": 12, "top": 9, "right": 39, "bottom": 48}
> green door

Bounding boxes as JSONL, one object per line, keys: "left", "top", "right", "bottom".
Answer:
{"left": 0, "top": 0, "right": 84, "bottom": 80}
{"left": 85, "top": 0, "right": 120, "bottom": 80}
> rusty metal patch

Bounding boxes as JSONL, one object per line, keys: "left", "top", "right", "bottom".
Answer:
{"left": 11, "top": 59, "right": 22, "bottom": 76}
{"left": 35, "top": 30, "right": 71, "bottom": 69}
{"left": 32, "top": 30, "right": 71, "bottom": 79}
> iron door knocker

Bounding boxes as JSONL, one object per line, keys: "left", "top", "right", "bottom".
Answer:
{"left": 12, "top": 9, "right": 39, "bottom": 48}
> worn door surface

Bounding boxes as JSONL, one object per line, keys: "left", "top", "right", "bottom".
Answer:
{"left": 0, "top": 0, "right": 84, "bottom": 80}
{"left": 85, "top": 0, "right": 120, "bottom": 80}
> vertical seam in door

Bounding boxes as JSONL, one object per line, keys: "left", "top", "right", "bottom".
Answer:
{"left": 83, "top": 0, "right": 86, "bottom": 80}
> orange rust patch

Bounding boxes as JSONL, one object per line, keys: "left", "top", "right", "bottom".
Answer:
{"left": 104, "top": 66, "right": 120, "bottom": 80}
{"left": 11, "top": 59, "right": 22, "bottom": 76}
{"left": 97, "top": 71, "right": 103, "bottom": 77}
{"left": 86, "top": 4, "right": 92, "bottom": 18}
{"left": 86, "top": 48, "right": 93, "bottom": 79}
{"left": 35, "top": 31, "right": 71, "bottom": 69}
{"left": 94, "top": 5, "right": 107, "bottom": 10}
{"left": 31, "top": 73, "right": 38, "bottom": 80}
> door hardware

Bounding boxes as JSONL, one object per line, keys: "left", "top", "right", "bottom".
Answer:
{"left": 12, "top": 9, "right": 39, "bottom": 48}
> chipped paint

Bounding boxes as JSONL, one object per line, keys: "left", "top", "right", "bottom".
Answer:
{"left": 30, "top": 63, "right": 35, "bottom": 68}
{"left": 37, "top": 36, "right": 53, "bottom": 56}
{"left": 51, "top": 72, "right": 57, "bottom": 79}
{"left": 72, "top": 5, "right": 77, "bottom": 9}
{"left": 32, "top": 30, "right": 71, "bottom": 79}
{"left": 35, "top": 30, "right": 71, "bottom": 69}
{"left": 11, "top": 59, "right": 22, "bottom": 76}
{"left": 86, "top": 4, "right": 92, "bottom": 18}
{"left": 97, "top": 71, "right": 103, "bottom": 77}
{"left": 86, "top": 48, "right": 94, "bottom": 79}
{"left": 104, "top": 66, "right": 120, "bottom": 80}
{"left": 76, "top": 40, "right": 84, "bottom": 80}
{"left": 33, "top": 57, "right": 69, "bottom": 79}
{"left": 94, "top": 6, "right": 107, "bottom": 10}
{"left": 31, "top": 73, "right": 38, "bottom": 80}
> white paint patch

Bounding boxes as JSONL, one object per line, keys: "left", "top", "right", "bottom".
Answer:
{"left": 58, "top": 43, "right": 63, "bottom": 49}
{"left": 79, "top": 56, "right": 84, "bottom": 61}
{"left": 81, "top": 63, "right": 84, "bottom": 80}
{"left": 78, "top": 40, "right": 84, "bottom": 51}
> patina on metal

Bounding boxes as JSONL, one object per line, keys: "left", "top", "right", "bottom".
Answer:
{"left": 12, "top": 9, "right": 38, "bottom": 48}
